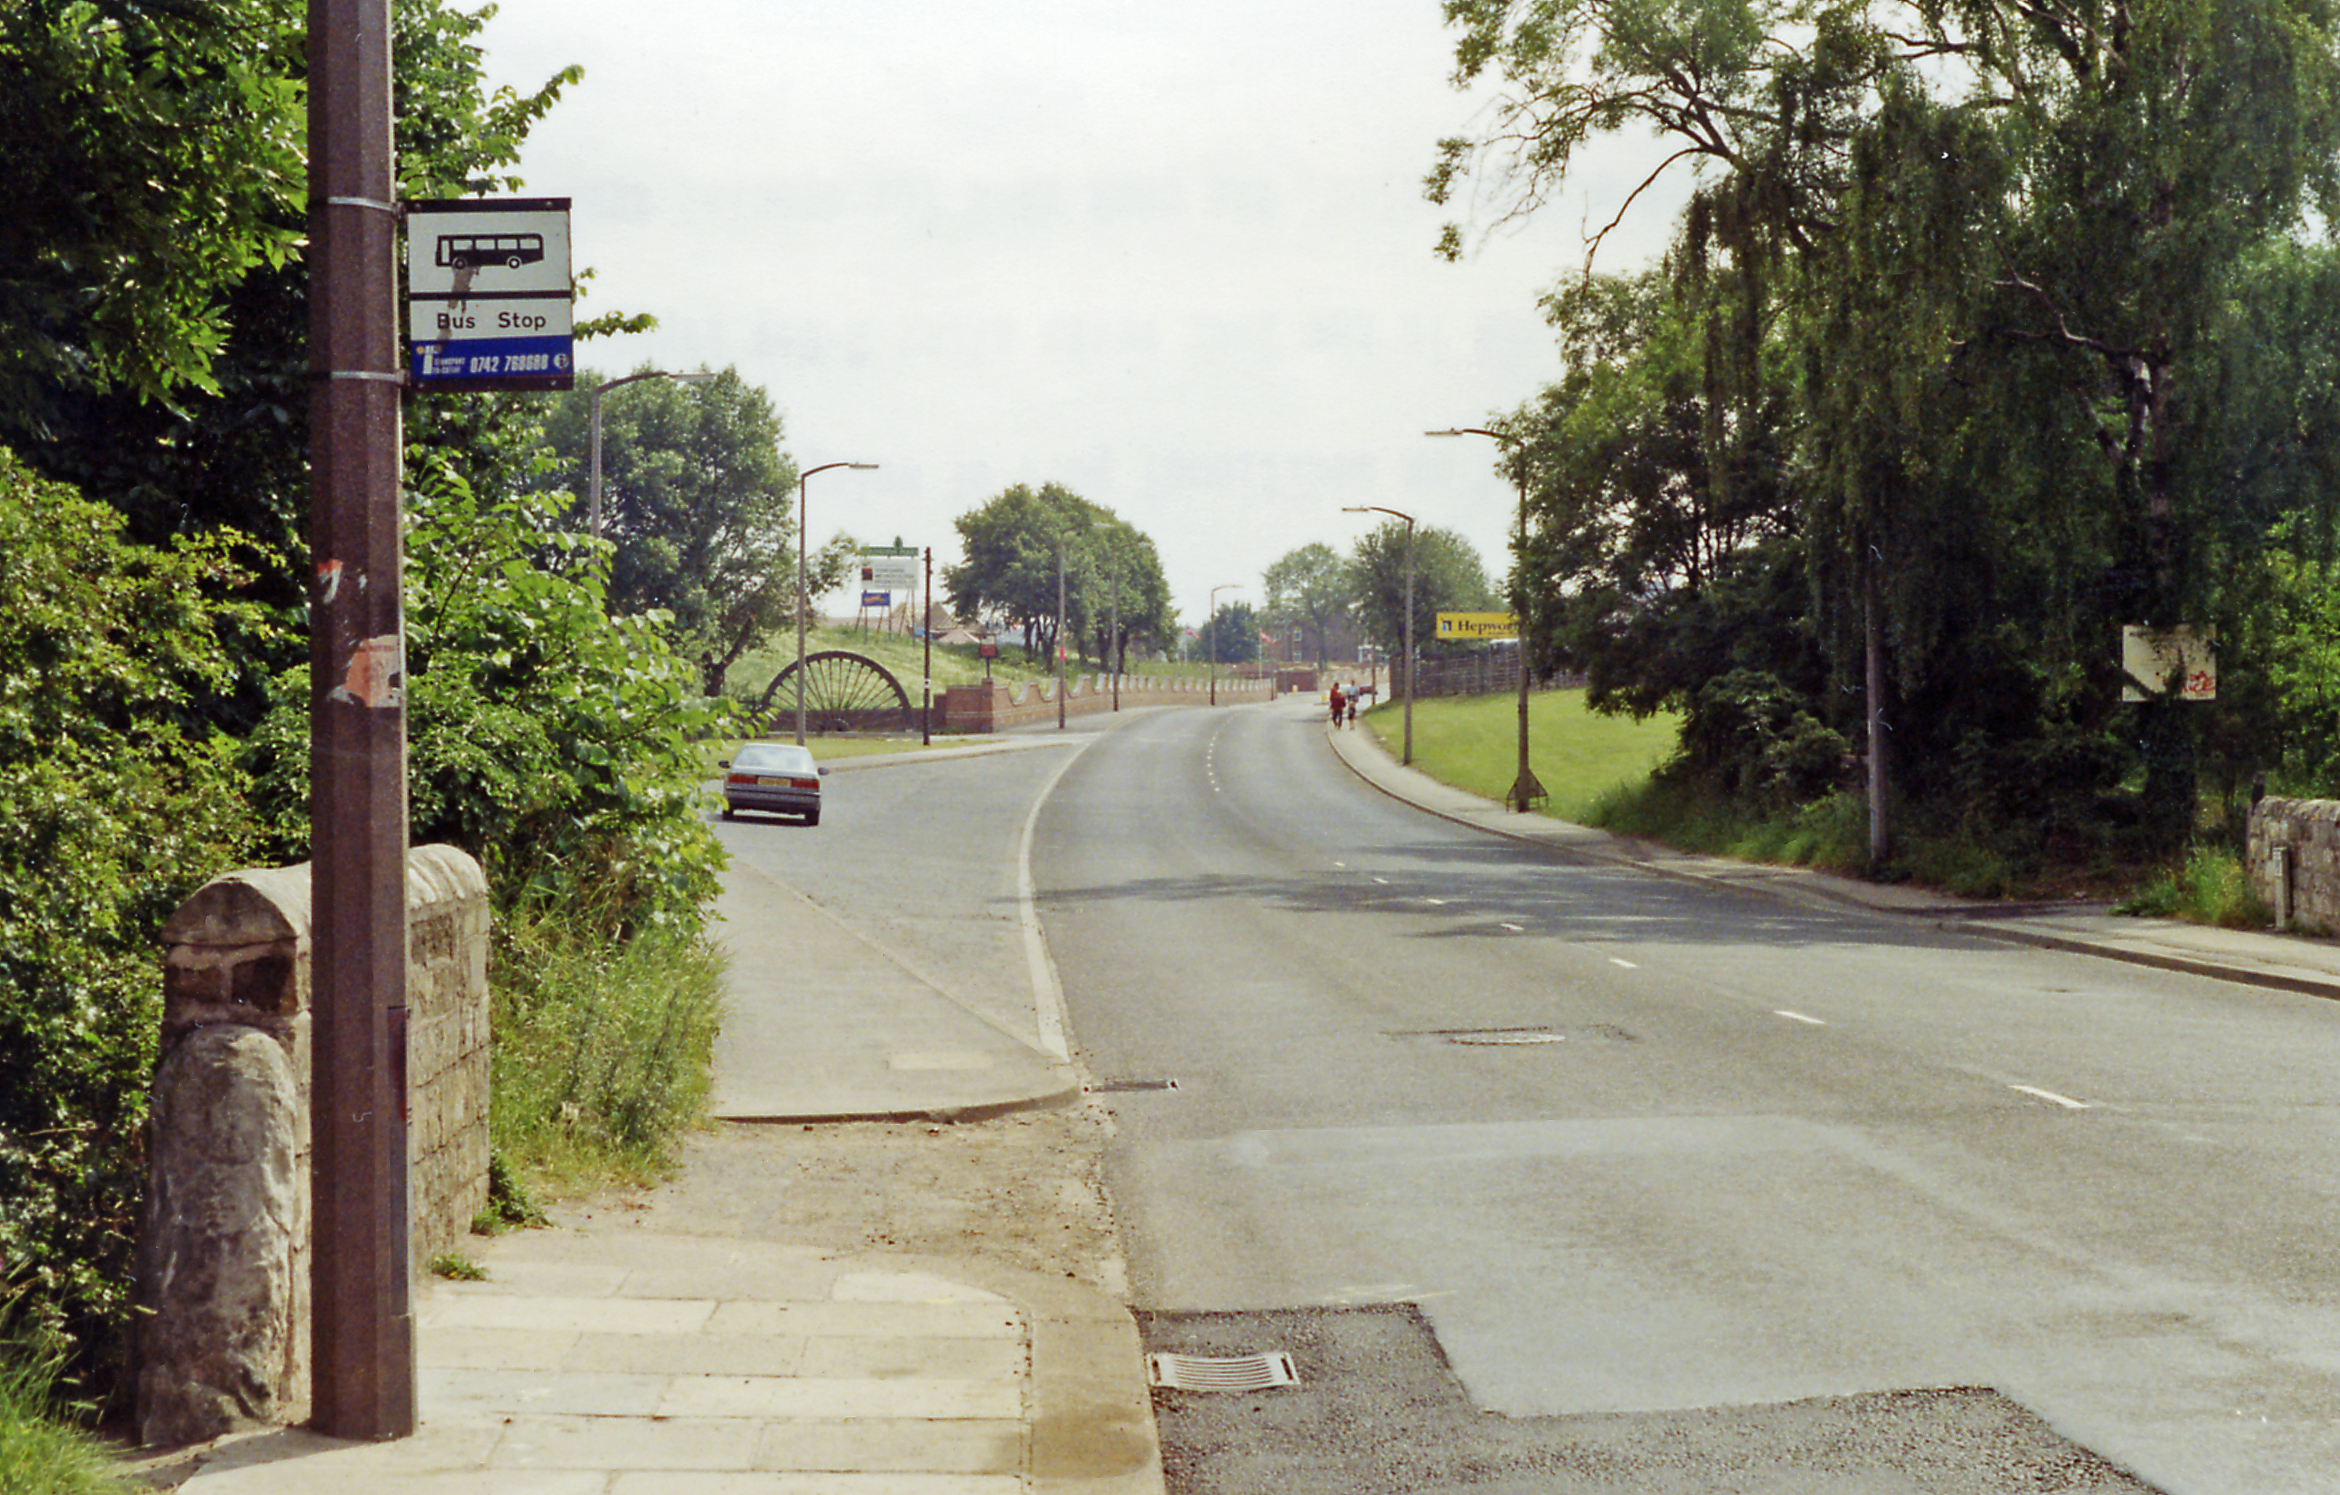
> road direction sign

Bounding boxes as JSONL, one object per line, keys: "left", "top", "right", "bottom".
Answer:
{"left": 405, "top": 197, "right": 574, "bottom": 391}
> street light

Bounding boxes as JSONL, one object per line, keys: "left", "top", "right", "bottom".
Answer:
{"left": 1208, "top": 584, "right": 1238, "bottom": 705}
{"left": 796, "top": 461, "right": 880, "bottom": 745}
{"left": 1343, "top": 506, "right": 1416, "bottom": 766}
{"left": 1428, "top": 427, "right": 1544, "bottom": 812}
{"left": 588, "top": 369, "right": 716, "bottom": 538}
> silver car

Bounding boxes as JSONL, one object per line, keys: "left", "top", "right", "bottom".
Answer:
{"left": 719, "top": 742, "right": 826, "bottom": 824}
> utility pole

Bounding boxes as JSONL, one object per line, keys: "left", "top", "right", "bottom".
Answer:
{"left": 922, "top": 547, "right": 934, "bottom": 746}
{"left": 1429, "top": 427, "right": 1544, "bottom": 811}
{"left": 1056, "top": 540, "right": 1068, "bottom": 730}
{"left": 307, "top": 0, "right": 414, "bottom": 1441}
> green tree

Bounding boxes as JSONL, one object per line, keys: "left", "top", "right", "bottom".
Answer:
{"left": 0, "top": 0, "right": 304, "bottom": 427}
{"left": 1352, "top": 522, "right": 1498, "bottom": 667}
{"left": 532, "top": 367, "right": 797, "bottom": 689}
{"left": 946, "top": 483, "right": 1082, "bottom": 660}
{"left": 946, "top": 483, "right": 1174, "bottom": 667}
{"left": 1261, "top": 543, "right": 1357, "bottom": 668}
{"left": 1196, "top": 601, "right": 1262, "bottom": 666}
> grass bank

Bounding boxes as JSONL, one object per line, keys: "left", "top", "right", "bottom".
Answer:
{"left": 1360, "top": 688, "right": 1681, "bottom": 821}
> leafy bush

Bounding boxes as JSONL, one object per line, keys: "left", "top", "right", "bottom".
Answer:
{"left": 0, "top": 448, "right": 264, "bottom": 1399}
{"left": 246, "top": 458, "right": 733, "bottom": 936}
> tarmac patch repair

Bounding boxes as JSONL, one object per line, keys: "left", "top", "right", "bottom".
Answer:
{"left": 1139, "top": 1304, "right": 2164, "bottom": 1495}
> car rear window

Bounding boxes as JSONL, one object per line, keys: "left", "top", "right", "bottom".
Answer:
{"left": 732, "top": 744, "right": 816, "bottom": 774}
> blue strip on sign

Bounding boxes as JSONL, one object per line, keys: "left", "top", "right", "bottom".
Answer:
{"left": 411, "top": 336, "right": 573, "bottom": 383}
{"left": 862, "top": 592, "right": 891, "bottom": 608}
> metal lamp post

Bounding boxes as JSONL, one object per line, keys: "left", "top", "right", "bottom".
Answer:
{"left": 588, "top": 369, "right": 714, "bottom": 538}
{"left": 1429, "top": 427, "right": 1544, "bottom": 812}
{"left": 1207, "top": 584, "right": 1239, "bottom": 705}
{"left": 1345, "top": 506, "right": 1416, "bottom": 765}
{"left": 796, "top": 461, "right": 879, "bottom": 745}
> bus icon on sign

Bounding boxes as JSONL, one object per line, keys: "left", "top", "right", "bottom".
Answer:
{"left": 436, "top": 233, "right": 545, "bottom": 271}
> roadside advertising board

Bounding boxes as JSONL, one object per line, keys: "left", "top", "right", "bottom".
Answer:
{"left": 1435, "top": 612, "right": 1520, "bottom": 641}
{"left": 405, "top": 198, "right": 574, "bottom": 391}
{"left": 860, "top": 546, "right": 921, "bottom": 594}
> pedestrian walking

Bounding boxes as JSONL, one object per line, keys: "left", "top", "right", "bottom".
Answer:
{"left": 1345, "top": 691, "right": 1358, "bottom": 728}
{"left": 1328, "top": 683, "right": 1346, "bottom": 728}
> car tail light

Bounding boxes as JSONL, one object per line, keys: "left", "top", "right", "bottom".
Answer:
{"left": 725, "top": 772, "right": 755, "bottom": 785}
{"left": 790, "top": 777, "right": 818, "bottom": 789}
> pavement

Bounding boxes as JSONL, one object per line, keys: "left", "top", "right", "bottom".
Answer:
{"left": 167, "top": 702, "right": 2340, "bottom": 1494}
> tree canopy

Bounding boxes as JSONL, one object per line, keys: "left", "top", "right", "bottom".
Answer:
{"left": 531, "top": 367, "right": 797, "bottom": 687}
{"left": 944, "top": 482, "right": 1174, "bottom": 666}
{"left": 1262, "top": 543, "right": 1357, "bottom": 667}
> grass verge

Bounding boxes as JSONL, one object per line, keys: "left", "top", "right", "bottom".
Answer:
{"left": 2117, "top": 845, "right": 2272, "bottom": 927}
{"left": 1360, "top": 688, "right": 1682, "bottom": 821}
{"left": 485, "top": 905, "right": 726, "bottom": 1207}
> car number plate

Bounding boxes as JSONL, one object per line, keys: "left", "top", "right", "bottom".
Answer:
{"left": 755, "top": 775, "right": 786, "bottom": 785}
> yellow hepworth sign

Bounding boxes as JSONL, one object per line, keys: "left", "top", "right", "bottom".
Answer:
{"left": 1435, "top": 612, "right": 1520, "bottom": 641}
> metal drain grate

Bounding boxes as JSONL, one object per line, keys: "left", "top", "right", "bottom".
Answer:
{"left": 1085, "top": 1078, "right": 1181, "bottom": 1094}
{"left": 1148, "top": 1351, "right": 1300, "bottom": 1391}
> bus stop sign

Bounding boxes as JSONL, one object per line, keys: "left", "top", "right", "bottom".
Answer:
{"left": 405, "top": 197, "right": 574, "bottom": 391}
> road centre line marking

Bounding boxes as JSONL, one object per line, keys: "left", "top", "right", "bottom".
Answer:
{"left": 1500, "top": 922, "right": 1524, "bottom": 932}
{"left": 1372, "top": 876, "right": 1389, "bottom": 885}
{"left": 1610, "top": 957, "right": 1637, "bottom": 969}
{"left": 2010, "top": 1083, "right": 2092, "bottom": 1110}
{"left": 1775, "top": 1010, "right": 1826, "bottom": 1026}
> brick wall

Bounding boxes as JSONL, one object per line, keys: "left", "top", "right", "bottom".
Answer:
{"left": 936, "top": 673, "right": 1271, "bottom": 732}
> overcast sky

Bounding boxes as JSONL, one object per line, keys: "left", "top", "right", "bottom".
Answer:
{"left": 477, "top": 0, "right": 1677, "bottom": 624}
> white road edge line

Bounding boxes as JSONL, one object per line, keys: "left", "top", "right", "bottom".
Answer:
{"left": 2010, "top": 1083, "right": 2092, "bottom": 1110}
{"left": 1017, "top": 740, "right": 1097, "bottom": 1064}
{"left": 1610, "top": 957, "right": 1638, "bottom": 969}
{"left": 1774, "top": 1010, "right": 1827, "bottom": 1026}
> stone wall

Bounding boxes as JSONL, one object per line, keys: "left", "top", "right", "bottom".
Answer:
{"left": 936, "top": 672, "right": 1271, "bottom": 733}
{"left": 137, "top": 845, "right": 490, "bottom": 1444}
{"left": 2249, "top": 797, "right": 2340, "bottom": 933}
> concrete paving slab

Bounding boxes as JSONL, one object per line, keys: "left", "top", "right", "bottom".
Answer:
{"left": 608, "top": 1473, "right": 1026, "bottom": 1495}
{"left": 420, "top": 1367, "right": 669, "bottom": 1418}
{"left": 704, "top": 1300, "right": 1026, "bottom": 1340}
{"left": 658, "top": 1374, "right": 1023, "bottom": 1421}
{"left": 752, "top": 1419, "right": 1026, "bottom": 1474}
{"left": 488, "top": 1414, "right": 764, "bottom": 1470}
{"left": 421, "top": 1293, "right": 718, "bottom": 1336}
{"left": 560, "top": 1332, "right": 809, "bottom": 1379}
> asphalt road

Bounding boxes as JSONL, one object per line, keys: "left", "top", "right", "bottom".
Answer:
{"left": 1030, "top": 697, "right": 2340, "bottom": 1494}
